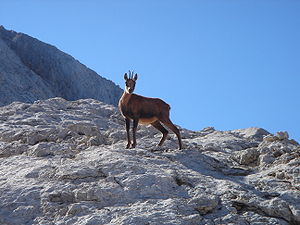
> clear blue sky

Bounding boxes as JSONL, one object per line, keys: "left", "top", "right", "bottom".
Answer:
{"left": 1, "top": 0, "right": 300, "bottom": 141}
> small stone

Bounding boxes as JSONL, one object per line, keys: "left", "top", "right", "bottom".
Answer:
{"left": 88, "top": 136, "right": 105, "bottom": 146}
{"left": 29, "top": 143, "right": 53, "bottom": 157}
{"left": 260, "top": 154, "right": 275, "bottom": 165}
{"left": 48, "top": 191, "right": 75, "bottom": 203}
{"left": 233, "top": 148, "right": 259, "bottom": 165}
{"left": 188, "top": 194, "right": 219, "bottom": 215}
{"left": 276, "top": 131, "right": 289, "bottom": 140}
{"left": 276, "top": 172, "right": 285, "bottom": 179}
{"left": 66, "top": 203, "right": 90, "bottom": 216}
{"left": 263, "top": 135, "right": 278, "bottom": 142}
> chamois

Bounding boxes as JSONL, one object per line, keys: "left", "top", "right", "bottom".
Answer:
{"left": 118, "top": 71, "right": 183, "bottom": 150}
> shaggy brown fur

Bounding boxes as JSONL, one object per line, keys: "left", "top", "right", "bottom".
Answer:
{"left": 119, "top": 72, "right": 183, "bottom": 150}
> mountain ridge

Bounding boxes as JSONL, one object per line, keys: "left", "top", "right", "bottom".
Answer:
{"left": 0, "top": 25, "right": 122, "bottom": 106}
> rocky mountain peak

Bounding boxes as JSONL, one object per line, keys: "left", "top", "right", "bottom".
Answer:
{"left": 0, "top": 26, "right": 122, "bottom": 107}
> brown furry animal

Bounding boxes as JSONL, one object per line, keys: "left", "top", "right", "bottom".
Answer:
{"left": 118, "top": 71, "right": 183, "bottom": 150}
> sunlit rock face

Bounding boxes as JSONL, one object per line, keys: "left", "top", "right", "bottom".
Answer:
{"left": 0, "top": 97, "right": 299, "bottom": 225}
{"left": 0, "top": 26, "right": 122, "bottom": 107}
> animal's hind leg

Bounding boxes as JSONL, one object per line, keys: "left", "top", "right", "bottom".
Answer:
{"left": 151, "top": 121, "right": 169, "bottom": 146}
{"left": 160, "top": 118, "right": 183, "bottom": 150}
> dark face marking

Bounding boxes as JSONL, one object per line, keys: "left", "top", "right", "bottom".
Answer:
{"left": 125, "top": 79, "right": 136, "bottom": 94}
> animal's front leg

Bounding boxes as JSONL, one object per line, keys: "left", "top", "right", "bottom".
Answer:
{"left": 132, "top": 118, "right": 139, "bottom": 148}
{"left": 125, "top": 118, "right": 131, "bottom": 148}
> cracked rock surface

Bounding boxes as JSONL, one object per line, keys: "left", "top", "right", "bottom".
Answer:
{"left": 0, "top": 26, "right": 122, "bottom": 107}
{"left": 0, "top": 98, "right": 299, "bottom": 225}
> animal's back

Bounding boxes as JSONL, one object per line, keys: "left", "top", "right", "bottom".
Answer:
{"left": 132, "top": 94, "right": 170, "bottom": 110}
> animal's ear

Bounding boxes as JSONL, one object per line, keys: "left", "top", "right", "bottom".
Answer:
{"left": 133, "top": 74, "right": 138, "bottom": 81}
{"left": 124, "top": 73, "right": 128, "bottom": 80}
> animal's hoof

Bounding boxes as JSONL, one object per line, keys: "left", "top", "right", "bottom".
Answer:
{"left": 131, "top": 143, "right": 136, "bottom": 148}
{"left": 126, "top": 144, "right": 131, "bottom": 149}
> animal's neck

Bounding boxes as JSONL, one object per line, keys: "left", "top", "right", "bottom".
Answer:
{"left": 123, "top": 90, "right": 132, "bottom": 97}
{"left": 120, "top": 91, "right": 132, "bottom": 105}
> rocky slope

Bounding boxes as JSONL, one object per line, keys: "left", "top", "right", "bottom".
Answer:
{"left": 0, "top": 26, "right": 122, "bottom": 106}
{"left": 0, "top": 98, "right": 299, "bottom": 225}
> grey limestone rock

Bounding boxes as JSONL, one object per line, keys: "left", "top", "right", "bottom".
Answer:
{"left": 232, "top": 147, "right": 260, "bottom": 165}
{"left": 0, "top": 26, "right": 122, "bottom": 107}
{"left": 0, "top": 98, "right": 299, "bottom": 225}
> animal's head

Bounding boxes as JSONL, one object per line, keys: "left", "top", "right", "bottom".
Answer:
{"left": 124, "top": 70, "right": 138, "bottom": 94}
